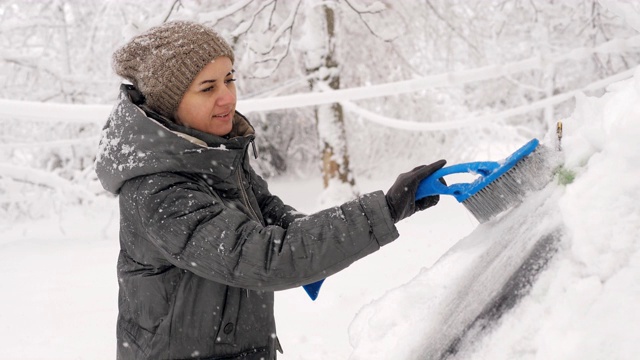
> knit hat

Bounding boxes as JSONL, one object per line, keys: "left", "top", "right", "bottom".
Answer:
{"left": 112, "top": 21, "right": 235, "bottom": 118}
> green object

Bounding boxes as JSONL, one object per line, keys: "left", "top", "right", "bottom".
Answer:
{"left": 555, "top": 167, "right": 576, "bottom": 185}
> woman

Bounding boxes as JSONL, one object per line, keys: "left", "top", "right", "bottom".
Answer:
{"left": 96, "top": 21, "right": 446, "bottom": 360}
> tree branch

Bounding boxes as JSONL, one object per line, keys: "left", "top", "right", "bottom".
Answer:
{"left": 194, "top": 0, "right": 255, "bottom": 26}
{"left": 343, "top": 0, "right": 398, "bottom": 42}
{"left": 230, "top": 0, "right": 276, "bottom": 42}
{"left": 424, "top": 0, "right": 481, "bottom": 55}
{"left": 250, "top": 0, "right": 300, "bottom": 56}
{"left": 162, "top": 0, "right": 181, "bottom": 23}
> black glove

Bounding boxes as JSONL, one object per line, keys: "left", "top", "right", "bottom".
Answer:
{"left": 385, "top": 159, "right": 447, "bottom": 223}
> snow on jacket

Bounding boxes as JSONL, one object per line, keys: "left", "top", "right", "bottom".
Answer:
{"left": 95, "top": 85, "right": 400, "bottom": 359}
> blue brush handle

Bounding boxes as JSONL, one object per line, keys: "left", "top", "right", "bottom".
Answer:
{"left": 415, "top": 161, "right": 501, "bottom": 202}
{"left": 302, "top": 279, "right": 324, "bottom": 301}
{"left": 301, "top": 163, "right": 501, "bottom": 301}
{"left": 301, "top": 163, "right": 494, "bottom": 301}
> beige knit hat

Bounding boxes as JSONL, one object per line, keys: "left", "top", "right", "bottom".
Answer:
{"left": 112, "top": 21, "right": 235, "bottom": 118}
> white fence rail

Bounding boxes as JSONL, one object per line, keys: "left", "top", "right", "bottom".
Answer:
{"left": 339, "top": 67, "right": 637, "bottom": 132}
{"left": 1, "top": 34, "right": 639, "bottom": 128}
{"left": 1, "top": 34, "right": 639, "bottom": 208}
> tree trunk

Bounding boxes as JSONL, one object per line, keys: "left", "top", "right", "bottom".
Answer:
{"left": 304, "top": 3, "right": 356, "bottom": 200}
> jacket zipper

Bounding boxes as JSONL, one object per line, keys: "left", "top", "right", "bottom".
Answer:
{"left": 236, "top": 166, "right": 261, "bottom": 223}
{"left": 238, "top": 140, "right": 261, "bottom": 299}
{"left": 235, "top": 166, "right": 261, "bottom": 299}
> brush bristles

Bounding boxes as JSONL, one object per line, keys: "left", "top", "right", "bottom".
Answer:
{"left": 463, "top": 146, "right": 556, "bottom": 223}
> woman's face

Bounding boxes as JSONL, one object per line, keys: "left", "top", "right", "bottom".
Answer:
{"left": 175, "top": 56, "right": 237, "bottom": 136}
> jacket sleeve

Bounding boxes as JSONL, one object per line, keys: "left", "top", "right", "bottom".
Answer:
{"left": 247, "top": 165, "right": 305, "bottom": 229}
{"left": 124, "top": 172, "right": 399, "bottom": 291}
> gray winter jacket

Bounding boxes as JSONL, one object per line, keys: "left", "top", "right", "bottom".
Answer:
{"left": 95, "top": 85, "right": 399, "bottom": 359}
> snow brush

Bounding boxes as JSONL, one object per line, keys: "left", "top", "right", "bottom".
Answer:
{"left": 302, "top": 139, "right": 555, "bottom": 300}
{"left": 416, "top": 138, "right": 555, "bottom": 223}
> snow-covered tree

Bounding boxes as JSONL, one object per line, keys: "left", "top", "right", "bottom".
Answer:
{"left": 158, "top": 0, "right": 406, "bottom": 200}
{"left": 301, "top": 2, "right": 356, "bottom": 200}
{"left": 2, "top": 0, "right": 640, "bottom": 218}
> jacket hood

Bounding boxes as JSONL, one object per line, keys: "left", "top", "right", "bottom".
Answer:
{"left": 95, "top": 85, "right": 255, "bottom": 194}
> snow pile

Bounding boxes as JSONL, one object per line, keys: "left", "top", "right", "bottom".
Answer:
{"left": 348, "top": 65, "right": 640, "bottom": 359}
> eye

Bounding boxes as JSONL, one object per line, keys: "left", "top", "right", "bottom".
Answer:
{"left": 201, "top": 86, "right": 214, "bottom": 93}
{"left": 225, "top": 78, "right": 236, "bottom": 85}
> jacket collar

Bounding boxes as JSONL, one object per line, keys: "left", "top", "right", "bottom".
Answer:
{"left": 95, "top": 84, "right": 255, "bottom": 195}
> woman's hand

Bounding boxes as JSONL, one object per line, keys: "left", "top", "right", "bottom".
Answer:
{"left": 385, "top": 160, "right": 447, "bottom": 223}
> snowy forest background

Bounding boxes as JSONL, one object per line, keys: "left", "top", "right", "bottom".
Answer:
{"left": 2, "top": 1, "right": 640, "bottom": 359}
{"left": 2, "top": 0, "right": 640, "bottom": 219}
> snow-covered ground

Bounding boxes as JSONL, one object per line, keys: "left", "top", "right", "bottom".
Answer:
{"left": 1, "top": 68, "right": 639, "bottom": 360}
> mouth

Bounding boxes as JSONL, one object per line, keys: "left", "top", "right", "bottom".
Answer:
{"left": 212, "top": 110, "right": 233, "bottom": 120}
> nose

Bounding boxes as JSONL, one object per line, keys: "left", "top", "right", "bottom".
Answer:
{"left": 216, "top": 85, "right": 236, "bottom": 107}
